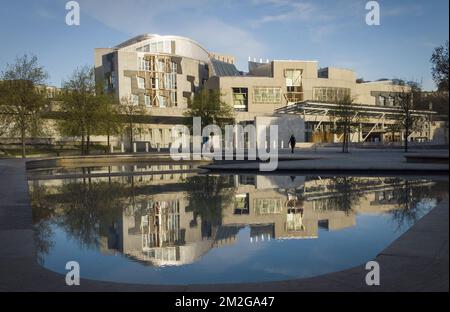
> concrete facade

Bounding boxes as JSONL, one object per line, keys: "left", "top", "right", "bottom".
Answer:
{"left": 92, "top": 33, "right": 445, "bottom": 149}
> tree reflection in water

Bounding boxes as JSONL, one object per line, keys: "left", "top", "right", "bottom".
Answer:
{"left": 319, "top": 177, "right": 365, "bottom": 215}
{"left": 55, "top": 181, "right": 126, "bottom": 248}
{"left": 389, "top": 179, "right": 441, "bottom": 230}
{"left": 183, "top": 174, "right": 236, "bottom": 238}
{"left": 30, "top": 185, "right": 55, "bottom": 265}
{"left": 30, "top": 179, "right": 127, "bottom": 261}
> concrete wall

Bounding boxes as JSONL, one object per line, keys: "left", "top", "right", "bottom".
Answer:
{"left": 255, "top": 115, "right": 305, "bottom": 147}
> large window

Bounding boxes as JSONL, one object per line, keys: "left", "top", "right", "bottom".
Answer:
{"left": 232, "top": 88, "right": 248, "bottom": 111}
{"left": 137, "top": 77, "right": 145, "bottom": 89}
{"left": 132, "top": 94, "right": 139, "bottom": 105}
{"left": 170, "top": 92, "right": 177, "bottom": 107}
{"left": 387, "top": 96, "right": 395, "bottom": 106}
{"left": 136, "top": 40, "right": 172, "bottom": 54}
{"left": 253, "top": 87, "right": 281, "bottom": 104}
{"left": 285, "top": 69, "right": 302, "bottom": 87}
{"left": 285, "top": 69, "right": 303, "bottom": 102}
{"left": 138, "top": 57, "right": 150, "bottom": 71}
{"left": 165, "top": 73, "right": 177, "bottom": 89}
{"left": 313, "top": 87, "right": 351, "bottom": 103}
{"left": 157, "top": 94, "right": 167, "bottom": 107}
{"left": 145, "top": 95, "right": 151, "bottom": 106}
{"left": 234, "top": 194, "right": 250, "bottom": 215}
{"left": 254, "top": 198, "right": 283, "bottom": 215}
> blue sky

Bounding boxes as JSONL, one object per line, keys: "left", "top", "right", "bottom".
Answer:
{"left": 0, "top": 0, "right": 448, "bottom": 90}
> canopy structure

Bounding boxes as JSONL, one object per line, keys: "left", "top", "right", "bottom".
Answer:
{"left": 275, "top": 101, "right": 436, "bottom": 120}
{"left": 275, "top": 101, "right": 437, "bottom": 142}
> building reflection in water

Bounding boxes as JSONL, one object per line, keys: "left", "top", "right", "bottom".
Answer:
{"left": 28, "top": 165, "right": 447, "bottom": 267}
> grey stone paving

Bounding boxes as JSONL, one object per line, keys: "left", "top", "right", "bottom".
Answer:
{"left": 0, "top": 158, "right": 448, "bottom": 292}
{"left": 204, "top": 149, "right": 449, "bottom": 172}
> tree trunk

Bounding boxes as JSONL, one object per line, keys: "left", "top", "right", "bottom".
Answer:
{"left": 81, "top": 134, "right": 85, "bottom": 155}
{"left": 21, "top": 127, "right": 26, "bottom": 158}
{"left": 86, "top": 135, "right": 90, "bottom": 155}
{"left": 107, "top": 132, "right": 111, "bottom": 154}
{"left": 404, "top": 131, "right": 408, "bottom": 153}
{"left": 130, "top": 122, "right": 133, "bottom": 152}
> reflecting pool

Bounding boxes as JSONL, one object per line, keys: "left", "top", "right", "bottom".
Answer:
{"left": 28, "top": 165, "right": 449, "bottom": 285}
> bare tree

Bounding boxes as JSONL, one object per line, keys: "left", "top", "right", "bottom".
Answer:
{"left": 119, "top": 95, "right": 146, "bottom": 151}
{"left": 331, "top": 95, "right": 361, "bottom": 153}
{"left": 394, "top": 82, "right": 422, "bottom": 153}
{"left": 431, "top": 41, "right": 449, "bottom": 91}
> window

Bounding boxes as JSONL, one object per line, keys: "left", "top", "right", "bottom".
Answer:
{"left": 232, "top": 88, "right": 248, "bottom": 111}
{"left": 313, "top": 87, "right": 350, "bottom": 102}
{"left": 136, "top": 40, "right": 172, "bottom": 54}
{"left": 158, "top": 95, "right": 167, "bottom": 107}
{"left": 285, "top": 69, "right": 302, "bottom": 87}
{"left": 111, "top": 71, "right": 117, "bottom": 89}
{"left": 156, "top": 60, "right": 165, "bottom": 72}
{"left": 132, "top": 94, "right": 139, "bottom": 105}
{"left": 253, "top": 87, "right": 281, "bottom": 104}
{"left": 137, "top": 77, "right": 145, "bottom": 89}
{"left": 145, "top": 95, "right": 151, "bottom": 106}
{"left": 165, "top": 73, "right": 176, "bottom": 89}
{"left": 387, "top": 96, "right": 395, "bottom": 106}
{"left": 151, "top": 78, "right": 158, "bottom": 89}
{"left": 170, "top": 92, "right": 177, "bottom": 106}
{"left": 379, "top": 96, "right": 386, "bottom": 106}
{"left": 171, "top": 61, "right": 177, "bottom": 73}
{"left": 234, "top": 194, "right": 250, "bottom": 215}
{"left": 254, "top": 199, "right": 283, "bottom": 215}
{"left": 138, "top": 57, "right": 150, "bottom": 71}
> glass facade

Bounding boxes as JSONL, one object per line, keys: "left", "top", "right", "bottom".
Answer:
{"left": 232, "top": 87, "right": 248, "bottom": 111}
{"left": 136, "top": 40, "right": 172, "bottom": 54}
{"left": 313, "top": 87, "right": 351, "bottom": 103}
{"left": 253, "top": 87, "right": 282, "bottom": 104}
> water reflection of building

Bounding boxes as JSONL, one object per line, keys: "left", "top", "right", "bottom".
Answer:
{"left": 95, "top": 175, "right": 435, "bottom": 266}
{"left": 29, "top": 169, "right": 436, "bottom": 266}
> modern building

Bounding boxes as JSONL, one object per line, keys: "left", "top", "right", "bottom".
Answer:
{"left": 94, "top": 33, "right": 442, "bottom": 149}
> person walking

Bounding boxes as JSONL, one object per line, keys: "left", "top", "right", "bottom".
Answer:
{"left": 288, "top": 134, "right": 296, "bottom": 154}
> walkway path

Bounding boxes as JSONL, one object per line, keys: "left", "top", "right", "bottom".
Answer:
{"left": 205, "top": 149, "right": 449, "bottom": 172}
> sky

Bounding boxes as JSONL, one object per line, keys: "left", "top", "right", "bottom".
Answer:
{"left": 0, "top": 0, "right": 448, "bottom": 90}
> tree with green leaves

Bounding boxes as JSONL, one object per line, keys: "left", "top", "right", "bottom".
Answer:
{"left": 58, "top": 66, "right": 105, "bottom": 155}
{"left": 331, "top": 95, "right": 361, "bottom": 153}
{"left": 184, "top": 89, "right": 235, "bottom": 130}
{"left": 430, "top": 41, "right": 449, "bottom": 91}
{"left": 0, "top": 54, "right": 49, "bottom": 157}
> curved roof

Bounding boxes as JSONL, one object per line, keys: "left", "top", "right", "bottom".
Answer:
{"left": 115, "top": 33, "right": 211, "bottom": 63}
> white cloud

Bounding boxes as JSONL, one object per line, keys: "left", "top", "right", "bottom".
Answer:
{"left": 77, "top": 0, "right": 265, "bottom": 70}
{"left": 250, "top": 1, "right": 324, "bottom": 28}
